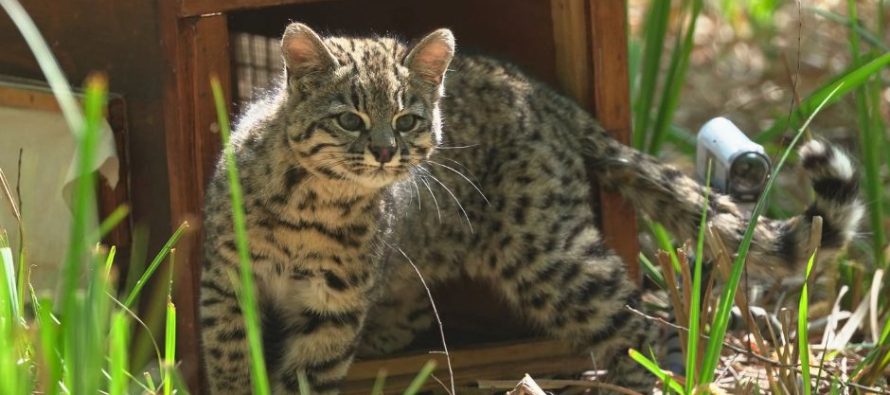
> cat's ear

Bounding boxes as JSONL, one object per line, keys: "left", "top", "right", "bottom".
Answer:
{"left": 281, "top": 23, "right": 339, "bottom": 78}
{"left": 404, "top": 28, "right": 455, "bottom": 85}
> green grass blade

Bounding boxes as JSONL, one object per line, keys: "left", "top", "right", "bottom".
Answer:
{"left": 97, "top": 205, "right": 130, "bottom": 241}
{"left": 650, "top": 222, "right": 681, "bottom": 272}
{"left": 880, "top": 315, "right": 890, "bottom": 345}
{"left": 830, "top": 378, "right": 840, "bottom": 395}
{"left": 0, "top": 231, "right": 19, "bottom": 321}
{"left": 211, "top": 76, "right": 271, "bottom": 395}
{"left": 799, "top": 250, "right": 817, "bottom": 395}
{"left": 371, "top": 369, "right": 387, "bottom": 395}
{"left": 847, "top": 0, "right": 886, "bottom": 269}
{"left": 163, "top": 249, "right": 177, "bottom": 395}
{"left": 628, "top": 38, "right": 641, "bottom": 97}
{"left": 632, "top": 0, "right": 671, "bottom": 150}
{"left": 297, "top": 371, "right": 311, "bottom": 395}
{"left": 163, "top": 300, "right": 177, "bottom": 395}
{"left": 756, "top": 52, "right": 890, "bottom": 143}
{"left": 36, "top": 296, "right": 61, "bottom": 395}
{"left": 808, "top": 7, "right": 889, "bottom": 51}
{"left": 699, "top": 82, "right": 843, "bottom": 384}
{"left": 58, "top": 75, "right": 106, "bottom": 395}
{"left": 123, "top": 221, "right": 188, "bottom": 308}
{"left": 686, "top": 161, "right": 711, "bottom": 391}
{"left": 640, "top": 253, "right": 666, "bottom": 290}
{"left": 104, "top": 245, "right": 117, "bottom": 281}
{"left": 124, "top": 225, "right": 149, "bottom": 293}
{"left": 0, "top": 229, "right": 19, "bottom": 394}
{"left": 60, "top": 74, "right": 104, "bottom": 313}
{"left": 629, "top": 349, "right": 686, "bottom": 394}
{"left": 747, "top": 0, "right": 782, "bottom": 27}
{"left": 109, "top": 312, "right": 129, "bottom": 395}
{"left": 402, "top": 360, "right": 437, "bottom": 395}
{"left": 144, "top": 371, "right": 157, "bottom": 393}
{"left": 648, "top": 0, "right": 704, "bottom": 154}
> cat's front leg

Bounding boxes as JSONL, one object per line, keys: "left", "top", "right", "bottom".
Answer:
{"left": 359, "top": 276, "right": 433, "bottom": 356}
{"left": 265, "top": 266, "right": 373, "bottom": 395}
{"left": 200, "top": 264, "right": 253, "bottom": 395}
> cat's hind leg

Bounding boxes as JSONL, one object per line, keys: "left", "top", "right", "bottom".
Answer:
{"left": 481, "top": 224, "right": 657, "bottom": 392}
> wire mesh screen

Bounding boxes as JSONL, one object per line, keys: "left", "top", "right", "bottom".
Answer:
{"left": 232, "top": 32, "right": 284, "bottom": 105}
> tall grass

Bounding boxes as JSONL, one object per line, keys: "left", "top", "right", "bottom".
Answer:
{"left": 684, "top": 160, "right": 711, "bottom": 393}
{"left": 210, "top": 76, "right": 272, "bottom": 395}
{"left": 631, "top": 0, "right": 890, "bottom": 392}
{"left": 846, "top": 0, "right": 887, "bottom": 270}
{"left": 699, "top": 82, "right": 841, "bottom": 388}
{"left": 798, "top": 249, "right": 818, "bottom": 395}
{"left": 0, "top": 75, "right": 189, "bottom": 395}
{"left": 631, "top": 86, "right": 840, "bottom": 393}
{"left": 1, "top": 1, "right": 189, "bottom": 393}
{"left": 631, "top": 0, "right": 704, "bottom": 154}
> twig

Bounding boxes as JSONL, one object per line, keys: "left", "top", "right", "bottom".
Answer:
{"left": 656, "top": 250, "right": 688, "bottom": 355}
{"left": 838, "top": 380, "right": 890, "bottom": 395}
{"left": 390, "top": 244, "right": 455, "bottom": 395}
{"left": 626, "top": 305, "right": 795, "bottom": 368}
{"left": 430, "top": 374, "right": 453, "bottom": 395}
{"left": 0, "top": 167, "right": 21, "bottom": 225}
{"left": 783, "top": 0, "right": 808, "bottom": 140}
{"left": 15, "top": 148, "right": 24, "bottom": 258}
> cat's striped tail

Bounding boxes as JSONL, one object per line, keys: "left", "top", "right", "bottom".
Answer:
{"left": 583, "top": 132, "right": 863, "bottom": 275}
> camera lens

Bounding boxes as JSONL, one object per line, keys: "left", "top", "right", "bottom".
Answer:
{"left": 729, "top": 152, "right": 769, "bottom": 193}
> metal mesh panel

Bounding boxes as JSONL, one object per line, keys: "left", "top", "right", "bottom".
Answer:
{"left": 232, "top": 32, "right": 284, "bottom": 105}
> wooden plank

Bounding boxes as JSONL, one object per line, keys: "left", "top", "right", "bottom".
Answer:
{"left": 160, "top": 7, "right": 231, "bottom": 392}
{"left": 188, "top": 16, "right": 228, "bottom": 205}
{"left": 550, "top": 0, "right": 592, "bottom": 107}
{"left": 0, "top": 84, "right": 62, "bottom": 112}
{"left": 551, "top": 0, "right": 640, "bottom": 283}
{"left": 99, "top": 96, "right": 133, "bottom": 252}
{"left": 343, "top": 340, "right": 588, "bottom": 394}
{"left": 586, "top": 0, "right": 641, "bottom": 283}
{"left": 180, "top": 0, "right": 333, "bottom": 17}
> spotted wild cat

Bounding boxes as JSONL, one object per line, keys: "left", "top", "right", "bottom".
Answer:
{"left": 199, "top": 23, "right": 863, "bottom": 394}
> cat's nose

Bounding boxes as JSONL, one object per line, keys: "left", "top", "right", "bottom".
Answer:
{"left": 369, "top": 144, "right": 396, "bottom": 164}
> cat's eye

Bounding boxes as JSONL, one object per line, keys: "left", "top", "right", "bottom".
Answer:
{"left": 337, "top": 112, "right": 364, "bottom": 131}
{"left": 394, "top": 114, "right": 418, "bottom": 132}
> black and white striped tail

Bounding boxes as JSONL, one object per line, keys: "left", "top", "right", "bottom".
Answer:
{"left": 588, "top": 137, "right": 863, "bottom": 274}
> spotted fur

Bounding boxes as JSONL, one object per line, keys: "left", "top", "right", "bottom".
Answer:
{"left": 200, "top": 23, "right": 862, "bottom": 394}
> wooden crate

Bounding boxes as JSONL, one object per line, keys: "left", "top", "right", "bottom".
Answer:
{"left": 155, "top": 0, "right": 640, "bottom": 392}
{"left": 0, "top": 0, "right": 639, "bottom": 393}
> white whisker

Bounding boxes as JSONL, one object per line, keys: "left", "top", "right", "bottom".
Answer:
{"left": 417, "top": 167, "right": 474, "bottom": 233}
{"left": 427, "top": 160, "right": 490, "bottom": 205}
{"left": 409, "top": 178, "right": 422, "bottom": 211}
{"left": 416, "top": 172, "right": 442, "bottom": 223}
{"left": 434, "top": 143, "right": 479, "bottom": 150}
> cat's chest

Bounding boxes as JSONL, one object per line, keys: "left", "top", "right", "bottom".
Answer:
{"left": 252, "top": 206, "right": 381, "bottom": 308}
{"left": 259, "top": 250, "right": 377, "bottom": 313}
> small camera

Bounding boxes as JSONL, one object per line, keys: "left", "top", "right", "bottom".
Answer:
{"left": 696, "top": 117, "right": 771, "bottom": 203}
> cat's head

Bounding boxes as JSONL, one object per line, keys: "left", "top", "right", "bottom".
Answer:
{"left": 279, "top": 23, "right": 454, "bottom": 189}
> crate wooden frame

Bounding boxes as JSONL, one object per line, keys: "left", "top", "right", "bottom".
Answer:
{"left": 157, "top": 0, "right": 640, "bottom": 392}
